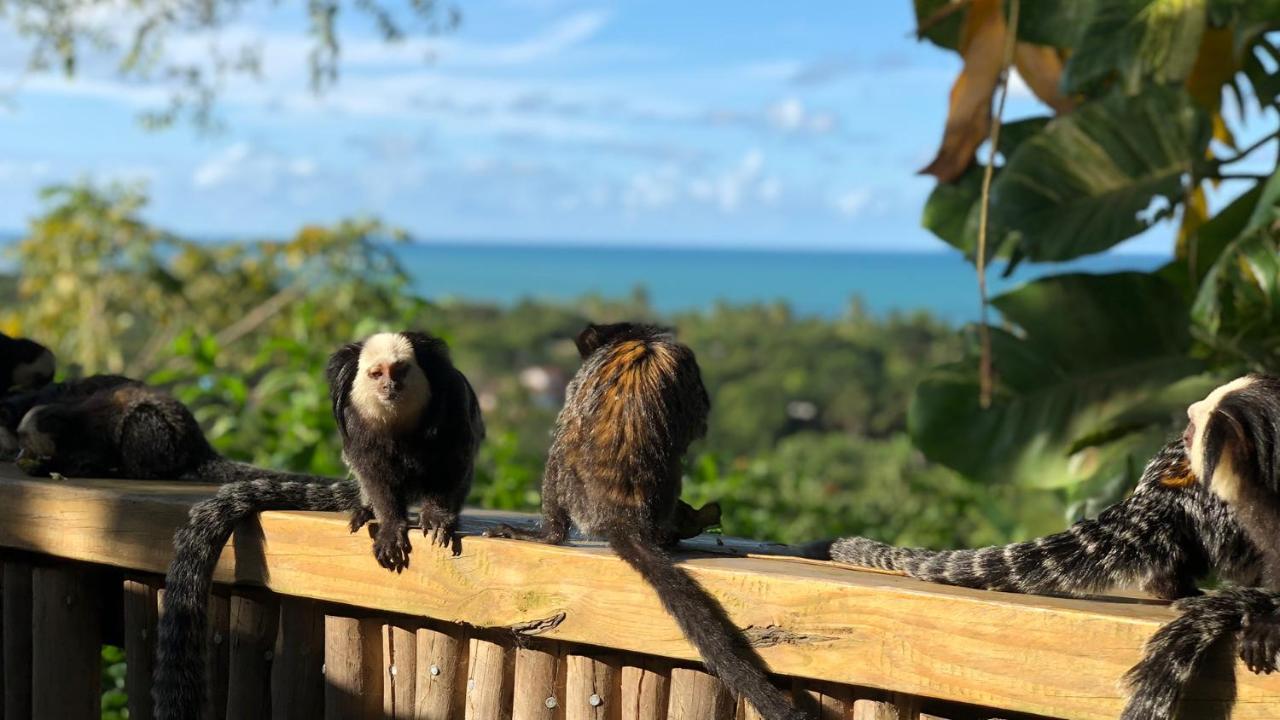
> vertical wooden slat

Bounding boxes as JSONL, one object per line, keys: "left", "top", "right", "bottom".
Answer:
{"left": 415, "top": 625, "right": 465, "bottom": 720}
{"left": 3, "top": 562, "right": 31, "bottom": 720}
{"left": 793, "top": 680, "right": 854, "bottom": 720}
{"left": 272, "top": 597, "right": 326, "bottom": 720}
{"left": 32, "top": 565, "right": 101, "bottom": 720}
{"left": 892, "top": 693, "right": 922, "bottom": 720}
{"left": 384, "top": 623, "right": 418, "bottom": 719}
{"left": 225, "top": 592, "right": 276, "bottom": 719}
{"left": 123, "top": 578, "right": 160, "bottom": 720}
{"left": 513, "top": 643, "right": 562, "bottom": 720}
{"left": 852, "top": 699, "right": 900, "bottom": 720}
{"left": 465, "top": 637, "right": 511, "bottom": 720}
{"left": 325, "top": 614, "right": 383, "bottom": 720}
{"left": 1, "top": 559, "right": 5, "bottom": 720}
{"left": 205, "top": 591, "right": 231, "bottom": 720}
{"left": 667, "top": 668, "right": 733, "bottom": 720}
{"left": 621, "top": 661, "right": 668, "bottom": 720}
{"left": 567, "top": 655, "right": 621, "bottom": 720}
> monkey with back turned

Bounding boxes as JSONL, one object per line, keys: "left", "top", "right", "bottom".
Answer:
{"left": 1121, "top": 374, "right": 1280, "bottom": 720}
{"left": 485, "top": 322, "right": 808, "bottom": 720}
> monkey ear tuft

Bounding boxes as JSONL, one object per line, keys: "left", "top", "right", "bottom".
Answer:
{"left": 1206, "top": 376, "right": 1280, "bottom": 495}
{"left": 574, "top": 324, "right": 607, "bottom": 358}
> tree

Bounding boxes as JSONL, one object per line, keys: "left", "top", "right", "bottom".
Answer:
{"left": 0, "top": 0, "right": 459, "bottom": 128}
{"left": 907, "top": 0, "right": 1280, "bottom": 512}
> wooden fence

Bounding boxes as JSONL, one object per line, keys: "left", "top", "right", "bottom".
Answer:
{"left": 0, "top": 464, "right": 1278, "bottom": 719}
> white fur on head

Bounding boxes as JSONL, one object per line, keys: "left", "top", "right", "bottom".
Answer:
{"left": 12, "top": 349, "right": 54, "bottom": 389}
{"left": 350, "top": 332, "right": 431, "bottom": 432}
{"left": 16, "top": 406, "right": 56, "bottom": 457}
{"left": 1188, "top": 375, "right": 1257, "bottom": 500}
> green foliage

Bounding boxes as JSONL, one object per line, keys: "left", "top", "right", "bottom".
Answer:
{"left": 992, "top": 87, "right": 1211, "bottom": 261}
{"left": 101, "top": 645, "right": 127, "bottom": 720}
{"left": 911, "top": 0, "right": 1280, "bottom": 507}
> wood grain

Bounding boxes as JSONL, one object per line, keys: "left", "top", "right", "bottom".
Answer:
{"left": 3, "top": 561, "right": 31, "bottom": 720}
{"left": 1, "top": 469, "right": 1279, "bottom": 720}
{"left": 384, "top": 623, "right": 418, "bottom": 719}
{"left": 415, "top": 625, "right": 464, "bottom": 720}
{"left": 620, "top": 661, "right": 668, "bottom": 720}
{"left": 465, "top": 637, "right": 511, "bottom": 720}
{"left": 226, "top": 592, "right": 275, "bottom": 719}
{"left": 566, "top": 655, "right": 619, "bottom": 720}
{"left": 272, "top": 597, "right": 325, "bottom": 720}
{"left": 32, "top": 565, "right": 101, "bottom": 720}
{"left": 667, "top": 668, "right": 733, "bottom": 720}
{"left": 513, "top": 643, "right": 562, "bottom": 720}
{"left": 123, "top": 578, "right": 160, "bottom": 720}
{"left": 324, "top": 614, "right": 383, "bottom": 720}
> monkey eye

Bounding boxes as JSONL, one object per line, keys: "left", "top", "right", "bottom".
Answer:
{"left": 370, "top": 369, "right": 384, "bottom": 379}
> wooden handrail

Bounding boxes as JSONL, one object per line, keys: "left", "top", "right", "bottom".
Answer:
{"left": 1, "top": 464, "right": 1278, "bottom": 719}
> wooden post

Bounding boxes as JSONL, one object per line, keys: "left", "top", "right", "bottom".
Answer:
{"left": 325, "top": 614, "right": 383, "bottom": 720}
{"left": 667, "top": 667, "right": 733, "bottom": 720}
{"left": 123, "top": 578, "right": 161, "bottom": 720}
{"left": 205, "top": 591, "right": 231, "bottom": 720}
{"left": 465, "top": 637, "right": 511, "bottom": 719}
{"left": 225, "top": 592, "right": 276, "bottom": 719}
{"left": 620, "top": 661, "right": 668, "bottom": 720}
{"left": 415, "top": 625, "right": 464, "bottom": 720}
{"left": 32, "top": 564, "right": 101, "bottom": 720}
{"left": 852, "top": 699, "right": 900, "bottom": 720}
{"left": 272, "top": 597, "right": 326, "bottom": 720}
{"left": 384, "top": 623, "right": 418, "bottom": 719}
{"left": 566, "top": 654, "right": 620, "bottom": 720}
{"left": 513, "top": 642, "right": 562, "bottom": 720}
{"left": 2, "top": 562, "right": 30, "bottom": 720}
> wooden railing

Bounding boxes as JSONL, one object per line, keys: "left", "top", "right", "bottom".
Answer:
{"left": 0, "top": 464, "right": 1278, "bottom": 720}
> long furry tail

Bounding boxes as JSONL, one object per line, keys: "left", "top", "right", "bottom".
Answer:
{"left": 153, "top": 474, "right": 362, "bottom": 720}
{"left": 1121, "top": 587, "right": 1280, "bottom": 720}
{"left": 606, "top": 532, "right": 809, "bottom": 720}
{"left": 809, "top": 489, "right": 1190, "bottom": 597}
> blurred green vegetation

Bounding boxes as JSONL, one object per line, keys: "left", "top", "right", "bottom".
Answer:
{"left": 0, "top": 182, "right": 1048, "bottom": 548}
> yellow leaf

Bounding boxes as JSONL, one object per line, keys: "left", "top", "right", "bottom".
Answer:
{"left": 1185, "top": 26, "right": 1237, "bottom": 149}
{"left": 920, "top": 0, "right": 1004, "bottom": 182}
{"left": 1013, "top": 42, "right": 1075, "bottom": 114}
{"left": 1176, "top": 183, "right": 1208, "bottom": 261}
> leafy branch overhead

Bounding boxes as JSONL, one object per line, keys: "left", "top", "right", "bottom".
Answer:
{"left": 0, "top": 0, "right": 461, "bottom": 128}
{"left": 910, "top": 0, "right": 1280, "bottom": 510}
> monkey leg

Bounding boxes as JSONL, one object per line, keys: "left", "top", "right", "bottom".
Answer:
{"left": 1242, "top": 612, "right": 1280, "bottom": 674}
{"left": 1145, "top": 572, "right": 1203, "bottom": 601}
{"left": 484, "top": 506, "right": 570, "bottom": 545}
{"left": 363, "top": 480, "right": 413, "bottom": 573}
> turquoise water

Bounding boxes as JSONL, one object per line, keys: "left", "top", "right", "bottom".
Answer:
{"left": 395, "top": 244, "right": 1168, "bottom": 324}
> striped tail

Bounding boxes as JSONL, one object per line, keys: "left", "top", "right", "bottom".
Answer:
{"left": 817, "top": 488, "right": 1191, "bottom": 597}
{"left": 153, "top": 475, "right": 361, "bottom": 720}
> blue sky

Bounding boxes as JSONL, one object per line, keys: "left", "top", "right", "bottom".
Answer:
{"left": 0, "top": 1, "right": 1190, "bottom": 251}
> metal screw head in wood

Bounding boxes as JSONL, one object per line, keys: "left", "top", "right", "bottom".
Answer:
{"left": 389, "top": 665, "right": 397, "bottom": 677}
{"left": 429, "top": 665, "right": 441, "bottom": 676}
{"left": 544, "top": 697, "right": 558, "bottom": 709}
{"left": 588, "top": 694, "right": 602, "bottom": 707}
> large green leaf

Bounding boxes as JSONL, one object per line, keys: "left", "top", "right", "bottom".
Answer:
{"left": 1008, "top": 0, "right": 1098, "bottom": 48}
{"left": 921, "top": 117, "right": 1049, "bottom": 260}
{"left": 913, "top": 0, "right": 965, "bottom": 51}
{"left": 1062, "top": 0, "right": 1208, "bottom": 94}
{"left": 1192, "top": 170, "right": 1280, "bottom": 361}
{"left": 990, "top": 87, "right": 1210, "bottom": 261}
{"left": 910, "top": 272, "right": 1207, "bottom": 494}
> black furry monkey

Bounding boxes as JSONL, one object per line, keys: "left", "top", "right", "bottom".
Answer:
{"left": 0, "top": 332, "right": 54, "bottom": 392}
{"left": 808, "top": 438, "right": 1262, "bottom": 601}
{"left": 1122, "top": 374, "right": 1280, "bottom": 720}
{"left": 327, "top": 330, "right": 485, "bottom": 571}
{"left": 0, "top": 374, "right": 137, "bottom": 459}
{"left": 485, "top": 322, "right": 808, "bottom": 720}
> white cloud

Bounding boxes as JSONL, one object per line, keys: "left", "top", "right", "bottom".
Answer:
{"left": 765, "top": 97, "right": 839, "bottom": 135}
{"left": 192, "top": 142, "right": 319, "bottom": 191}
{"left": 832, "top": 187, "right": 872, "bottom": 217}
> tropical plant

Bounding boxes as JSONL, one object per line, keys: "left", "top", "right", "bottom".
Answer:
{"left": 908, "top": 0, "right": 1280, "bottom": 512}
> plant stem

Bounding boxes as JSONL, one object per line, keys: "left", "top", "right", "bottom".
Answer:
{"left": 1216, "top": 128, "right": 1280, "bottom": 166}
{"left": 976, "top": 0, "right": 1019, "bottom": 410}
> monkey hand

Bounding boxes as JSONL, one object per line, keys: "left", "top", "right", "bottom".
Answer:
{"left": 418, "top": 505, "right": 458, "bottom": 551}
{"left": 348, "top": 507, "right": 375, "bottom": 534}
{"left": 372, "top": 522, "right": 412, "bottom": 573}
{"left": 1241, "top": 612, "right": 1280, "bottom": 674}
{"left": 483, "top": 523, "right": 518, "bottom": 539}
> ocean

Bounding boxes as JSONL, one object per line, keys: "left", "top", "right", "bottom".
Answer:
{"left": 395, "top": 244, "right": 1168, "bottom": 324}
{"left": 0, "top": 233, "right": 1167, "bottom": 324}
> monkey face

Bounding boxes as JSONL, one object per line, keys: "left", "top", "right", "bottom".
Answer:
{"left": 366, "top": 359, "right": 414, "bottom": 403}
{"left": 1187, "top": 374, "right": 1280, "bottom": 503}
{"left": 14, "top": 405, "right": 60, "bottom": 473}
{"left": 350, "top": 333, "right": 432, "bottom": 430}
